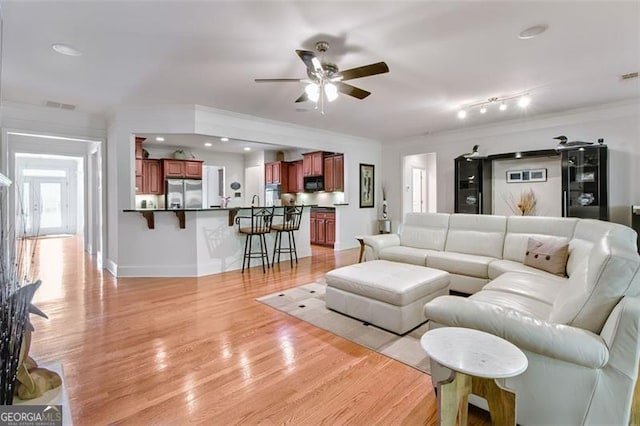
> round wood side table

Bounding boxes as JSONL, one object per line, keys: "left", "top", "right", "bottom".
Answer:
{"left": 421, "top": 327, "right": 528, "bottom": 426}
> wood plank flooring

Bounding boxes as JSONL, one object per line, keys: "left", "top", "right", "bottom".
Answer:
{"left": 27, "top": 236, "right": 491, "bottom": 425}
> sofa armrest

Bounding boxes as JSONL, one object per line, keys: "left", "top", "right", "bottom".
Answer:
{"left": 424, "top": 296, "right": 609, "bottom": 369}
{"left": 361, "top": 234, "right": 400, "bottom": 259}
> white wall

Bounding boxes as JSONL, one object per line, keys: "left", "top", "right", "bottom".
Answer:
{"left": 492, "top": 156, "right": 562, "bottom": 217}
{"left": 382, "top": 99, "right": 640, "bottom": 229}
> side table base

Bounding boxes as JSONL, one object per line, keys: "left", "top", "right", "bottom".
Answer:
{"left": 437, "top": 373, "right": 517, "bottom": 426}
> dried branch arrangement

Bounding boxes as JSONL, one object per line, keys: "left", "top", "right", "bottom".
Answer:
{"left": 504, "top": 188, "right": 537, "bottom": 216}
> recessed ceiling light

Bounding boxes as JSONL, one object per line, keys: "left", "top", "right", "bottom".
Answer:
{"left": 457, "top": 110, "right": 467, "bottom": 119}
{"left": 220, "top": 137, "right": 229, "bottom": 142}
{"left": 155, "top": 137, "right": 165, "bottom": 142}
{"left": 204, "top": 142, "right": 212, "bottom": 147}
{"left": 479, "top": 106, "right": 487, "bottom": 114}
{"left": 499, "top": 103, "right": 508, "bottom": 111}
{"left": 518, "top": 24, "right": 548, "bottom": 40}
{"left": 243, "top": 147, "right": 251, "bottom": 151}
{"left": 51, "top": 43, "right": 82, "bottom": 57}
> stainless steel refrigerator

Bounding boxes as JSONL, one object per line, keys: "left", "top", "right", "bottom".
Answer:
{"left": 166, "top": 179, "right": 203, "bottom": 209}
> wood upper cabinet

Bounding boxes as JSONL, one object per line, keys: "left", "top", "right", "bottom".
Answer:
{"left": 163, "top": 159, "right": 185, "bottom": 178}
{"left": 142, "top": 160, "right": 163, "bottom": 195}
{"left": 285, "top": 160, "right": 303, "bottom": 193}
{"left": 265, "top": 161, "right": 287, "bottom": 186}
{"left": 135, "top": 137, "right": 145, "bottom": 159}
{"left": 323, "top": 154, "right": 344, "bottom": 192}
{"left": 135, "top": 175, "right": 143, "bottom": 195}
{"left": 296, "top": 160, "right": 304, "bottom": 192}
{"left": 135, "top": 159, "right": 143, "bottom": 176}
{"left": 184, "top": 161, "right": 202, "bottom": 179}
{"left": 162, "top": 159, "right": 203, "bottom": 179}
{"left": 303, "top": 152, "right": 324, "bottom": 177}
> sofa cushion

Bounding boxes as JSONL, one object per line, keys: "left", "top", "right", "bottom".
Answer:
{"left": 445, "top": 214, "right": 507, "bottom": 259}
{"left": 469, "top": 289, "right": 554, "bottom": 320}
{"left": 379, "top": 246, "right": 438, "bottom": 266}
{"left": 567, "top": 220, "right": 638, "bottom": 277}
{"left": 503, "top": 216, "right": 576, "bottom": 263}
{"left": 550, "top": 233, "right": 640, "bottom": 333}
{"left": 399, "top": 212, "right": 450, "bottom": 250}
{"left": 523, "top": 238, "right": 569, "bottom": 276}
{"left": 427, "top": 251, "right": 495, "bottom": 279}
{"left": 488, "top": 259, "right": 567, "bottom": 281}
{"left": 483, "top": 271, "right": 565, "bottom": 306}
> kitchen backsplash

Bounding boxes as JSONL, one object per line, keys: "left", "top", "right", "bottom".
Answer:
{"left": 296, "top": 191, "right": 345, "bottom": 207}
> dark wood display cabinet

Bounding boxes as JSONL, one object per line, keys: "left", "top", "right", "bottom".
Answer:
{"left": 561, "top": 145, "right": 608, "bottom": 220}
{"left": 454, "top": 156, "right": 492, "bottom": 214}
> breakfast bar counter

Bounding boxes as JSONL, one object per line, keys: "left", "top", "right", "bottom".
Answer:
{"left": 118, "top": 206, "right": 311, "bottom": 277}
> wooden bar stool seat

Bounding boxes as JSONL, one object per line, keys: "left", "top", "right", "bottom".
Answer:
{"left": 271, "top": 205, "right": 304, "bottom": 267}
{"left": 236, "top": 206, "right": 274, "bottom": 273}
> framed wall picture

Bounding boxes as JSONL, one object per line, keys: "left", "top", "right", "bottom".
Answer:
{"left": 506, "top": 168, "right": 547, "bottom": 183}
{"left": 359, "top": 163, "right": 375, "bottom": 208}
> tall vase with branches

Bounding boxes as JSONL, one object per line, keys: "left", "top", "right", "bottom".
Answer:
{"left": 0, "top": 176, "right": 54, "bottom": 404}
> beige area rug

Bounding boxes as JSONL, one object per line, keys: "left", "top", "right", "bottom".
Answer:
{"left": 256, "top": 280, "right": 431, "bottom": 374}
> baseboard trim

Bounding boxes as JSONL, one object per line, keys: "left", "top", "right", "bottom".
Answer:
{"left": 105, "top": 258, "right": 117, "bottom": 277}
{"left": 117, "top": 264, "right": 198, "bottom": 277}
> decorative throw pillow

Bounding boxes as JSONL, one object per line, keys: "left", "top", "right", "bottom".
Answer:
{"left": 523, "top": 238, "right": 570, "bottom": 276}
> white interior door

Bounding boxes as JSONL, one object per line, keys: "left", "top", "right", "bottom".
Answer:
{"left": 412, "top": 167, "right": 427, "bottom": 213}
{"left": 21, "top": 176, "right": 70, "bottom": 236}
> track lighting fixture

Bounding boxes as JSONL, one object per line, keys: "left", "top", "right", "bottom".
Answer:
{"left": 456, "top": 92, "right": 531, "bottom": 119}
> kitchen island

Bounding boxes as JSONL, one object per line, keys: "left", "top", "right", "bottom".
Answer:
{"left": 118, "top": 206, "right": 311, "bottom": 277}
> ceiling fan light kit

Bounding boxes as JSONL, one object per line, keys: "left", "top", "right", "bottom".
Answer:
{"left": 255, "top": 40, "right": 389, "bottom": 114}
{"left": 457, "top": 93, "right": 531, "bottom": 120}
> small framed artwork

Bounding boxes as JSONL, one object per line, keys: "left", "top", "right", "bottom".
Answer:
{"left": 359, "top": 163, "right": 375, "bottom": 208}
{"left": 506, "top": 168, "right": 547, "bottom": 183}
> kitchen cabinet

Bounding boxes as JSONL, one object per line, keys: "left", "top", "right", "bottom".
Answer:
{"left": 324, "top": 154, "right": 344, "bottom": 192}
{"left": 135, "top": 175, "right": 143, "bottom": 195}
{"left": 142, "top": 159, "right": 163, "bottom": 195}
{"left": 184, "top": 161, "right": 202, "bottom": 179}
{"left": 285, "top": 160, "right": 303, "bottom": 193}
{"left": 454, "top": 156, "right": 492, "bottom": 214}
{"left": 163, "top": 159, "right": 185, "bottom": 178}
{"left": 303, "top": 152, "right": 324, "bottom": 177}
{"left": 265, "top": 161, "right": 289, "bottom": 187}
{"left": 135, "top": 137, "right": 145, "bottom": 159}
{"left": 162, "top": 159, "right": 203, "bottom": 179}
{"left": 561, "top": 145, "right": 608, "bottom": 220}
{"left": 310, "top": 210, "right": 335, "bottom": 247}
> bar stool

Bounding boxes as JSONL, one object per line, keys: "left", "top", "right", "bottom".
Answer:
{"left": 271, "top": 205, "right": 304, "bottom": 267}
{"left": 236, "top": 206, "right": 274, "bottom": 273}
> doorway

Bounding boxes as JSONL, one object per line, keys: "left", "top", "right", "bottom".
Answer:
{"left": 402, "top": 153, "right": 437, "bottom": 218}
{"left": 411, "top": 167, "right": 427, "bottom": 213}
{"left": 3, "top": 131, "right": 103, "bottom": 269}
{"left": 15, "top": 154, "right": 82, "bottom": 237}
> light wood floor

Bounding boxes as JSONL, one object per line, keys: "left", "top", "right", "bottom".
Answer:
{"left": 28, "top": 236, "right": 491, "bottom": 425}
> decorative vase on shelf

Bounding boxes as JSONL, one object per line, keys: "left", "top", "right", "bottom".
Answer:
{"left": 382, "top": 200, "right": 388, "bottom": 219}
{"left": 173, "top": 150, "right": 187, "bottom": 160}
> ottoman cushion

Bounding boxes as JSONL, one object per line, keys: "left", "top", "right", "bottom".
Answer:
{"left": 326, "top": 260, "right": 450, "bottom": 306}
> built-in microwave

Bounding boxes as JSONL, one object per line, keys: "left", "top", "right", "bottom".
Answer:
{"left": 304, "top": 176, "right": 324, "bottom": 192}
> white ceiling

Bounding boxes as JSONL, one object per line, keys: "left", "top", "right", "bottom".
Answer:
{"left": 2, "top": 1, "right": 639, "bottom": 142}
{"left": 137, "top": 133, "right": 291, "bottom": 154}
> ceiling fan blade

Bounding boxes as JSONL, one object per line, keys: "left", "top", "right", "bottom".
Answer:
{"left": 296, "top": 50, "right": 322, "bottom": 72}
{"left": 339, "top": 62, "right": 389, "bottom": 81}
{"left": 254, "top": 78, "right": 304, "bottom": 83}
{"left": 294, "top": 92, "right": 309, "bottom": 103}
{"left": 336, "top": 82, "right": 371, "bottom": 100}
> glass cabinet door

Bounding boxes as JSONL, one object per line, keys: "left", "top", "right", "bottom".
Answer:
{"left": 455, "top": 158, "right": 482, "bottom": 214}
{"left": 563, "top": 146, "right": 608, "bottom": 220}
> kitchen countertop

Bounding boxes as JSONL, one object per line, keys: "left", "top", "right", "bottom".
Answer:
{"left": 123, "top": 205, "right": 314, "bottom": 213}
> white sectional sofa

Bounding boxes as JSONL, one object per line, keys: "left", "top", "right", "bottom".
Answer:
{"left": 362, "top": 212, "right": 640, "bottom": 424}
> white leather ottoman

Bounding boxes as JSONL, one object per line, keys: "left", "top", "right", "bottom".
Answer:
{"left": 325, "top": 260, "right": 450, "bottom": 334}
